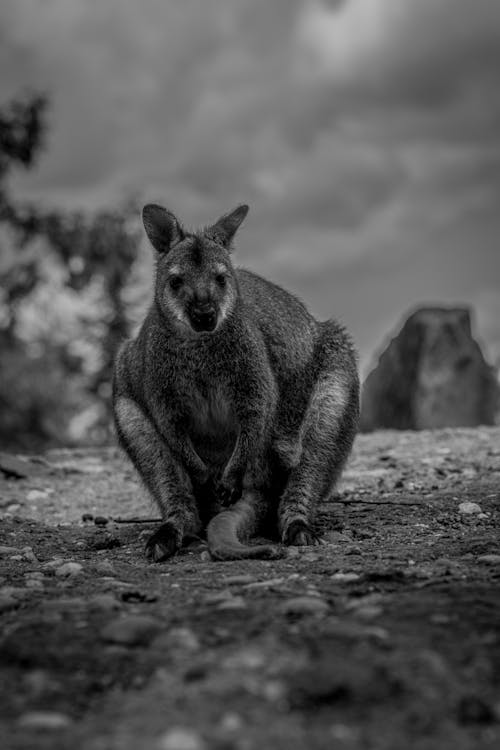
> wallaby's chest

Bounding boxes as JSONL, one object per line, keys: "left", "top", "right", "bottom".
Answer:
{"left": 187, "top": 383, "right": 238, "bottom": 443}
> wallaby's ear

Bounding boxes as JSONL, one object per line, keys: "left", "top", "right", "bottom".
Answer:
{"left": 142, "top": 204, "right": 183, "bottom": 253}
{"left": 210, "top": 204, "right": 249, "bottom": 248}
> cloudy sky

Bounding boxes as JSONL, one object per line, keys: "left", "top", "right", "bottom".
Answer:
{"left": 1, "top": 0, "right": 499, "bottom": 374}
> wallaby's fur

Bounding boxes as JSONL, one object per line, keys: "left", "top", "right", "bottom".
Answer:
{"left": 113, "top": 204, "right": 359, "bottom": 561}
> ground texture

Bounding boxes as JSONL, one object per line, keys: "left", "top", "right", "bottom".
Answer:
{"left": 0, "top": 427, "right": 499, "bottom": 750}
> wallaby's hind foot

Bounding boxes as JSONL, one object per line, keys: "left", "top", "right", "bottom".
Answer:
{"left": 282, "top": 519, "right": 320, "bottom": 546}
{"left": 145, "top": 522, "right": 182, "bottom": 562}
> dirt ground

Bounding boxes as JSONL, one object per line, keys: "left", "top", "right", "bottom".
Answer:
{"left": 0, "top": 427, "right": 499, "bottom": 750}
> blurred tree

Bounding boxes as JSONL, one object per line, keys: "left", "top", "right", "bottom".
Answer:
{"left": 0, "top": 94, "right": 142, "bottom": 451}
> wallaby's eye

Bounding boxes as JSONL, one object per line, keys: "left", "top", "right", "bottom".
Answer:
{"left": 215, "top": 273, "right": 226, "bottom": 288}
{"left": 169, "top": 275, "right": 183, "bottom": 291}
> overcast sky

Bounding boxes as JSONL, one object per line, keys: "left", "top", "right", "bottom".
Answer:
{"left": 1, "top": 0, "right": 499, "bottom": 374}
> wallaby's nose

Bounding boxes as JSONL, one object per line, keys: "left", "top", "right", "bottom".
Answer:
{"left": 190, "top": 302, "right": 217, "bottom": 332}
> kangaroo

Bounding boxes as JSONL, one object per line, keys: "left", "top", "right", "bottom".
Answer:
{"left": 113, "top": 203, "right": 359, "bottom": 561}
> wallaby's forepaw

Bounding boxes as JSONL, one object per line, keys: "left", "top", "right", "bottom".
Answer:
{"left": 145, "top": 522, "right": 182, "bottom": 562}
{"left": 282, "top": 519, "right": 319, "bottom": 547}
{"left": 216, "top": 477, "right": 242, "bottom": 507}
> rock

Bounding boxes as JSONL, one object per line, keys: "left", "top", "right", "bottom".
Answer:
{"left": 55, "top": 562, "right": 83, "bottom": 578}
{"left": 331, "top": 572, "right": 361, "bottom": 583}
{"left": 42, "top": 558, "right": 65, "bottom": 570}
{"left": 17, "top": 711, "right": 72, "bottom": 729}
{"left": 26, "top": 489, "right": 49, "bottom": 502}
{"left": 458, "top": 502, "right": 482, "bottom": 515}
{"left": 360, "top": 307, "right": 499, "bottom": 431}
{"left": 218, "top": 712, "right": 244, "bottom": 733}
{"left": 0, "top": 452, "right": 32, "bottom": 479}
{"left": 477, "top": 554, "right": 500, "bottom": 565}
{"left": 81, "top": 513, "right": 94, "bottom": 523}
{"left": 224, "top": 574, "right": 255, "bottom": 585}
{"left": 281, "top": 596, "right": 329, "bottom": 615}
{"left": 101, "top": 615, "right": 160, "bottom": 646}
{"left": 95, "top": 561, "right": 116, "bottom": 576}
{"left": 0, "top": 594, "right": 18, "bottom": 613}
{"left": 88, "top": 594, "right": 121, "bottom": 612}
{"left": 21, "top": 546, "right": 38, "bottom": 563}
{"left": 217, "top": 596, "right": 247, "bottom": 611}
{"left": 25, "top": 579, "right": 44, "bottom": 590}
{"left": 157, "top": 728, "right": 206, "bottom": 750}
{"left": 94, "top": 515, "right": 109, "bottom": 526}
{"left": 0, "top": 545, "right": 22, "bottom": 556}
{"left": 243, "top": 578, "right": 285, "bottom": 589}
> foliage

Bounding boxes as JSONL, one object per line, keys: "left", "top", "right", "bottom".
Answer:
{"left": 0, "top": 94, "right": 142, "bottom": 451}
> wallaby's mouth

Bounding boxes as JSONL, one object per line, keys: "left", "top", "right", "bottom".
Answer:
{"left": 189, "top": 309, "right": 218, "bottom": 332}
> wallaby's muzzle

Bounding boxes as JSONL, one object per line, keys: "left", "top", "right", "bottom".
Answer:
{"left": 189, "top": 304, "right": 217, "bottom": 332}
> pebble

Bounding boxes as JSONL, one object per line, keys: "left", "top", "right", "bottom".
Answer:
{"left": 0, "top": 594, "right": 18, "bottom": 612}
{"left": 331, "top": 572, "right": 361, "bottom": 583}
{"left": 26, "top": 489, "right": 49, "bottom": 502}
{"left": 244, "top": 577, "right": 285, "bottom": 589}
{"left": 81, "top": 513, "right": 94, "bottom": 523}
{"left": 42, "top": 558, "right": 65, "bottom": 570}
{"left": 95, "top": 561, "right": 116, "bottom": 576}
{"left": 17, "top": 711, "right": 72, "bottom": 730}
{"left": 101, "top": 615, "right": 160, "bottom": 646}
{"left": 25, "top": 579, "right": 44, "bottom": 590}
{"left": 55, "top": 562, "right": 83, "bottom": 578}
{"left": 458, "top": 502, "right": 482, "bottom": 515}
{"left": 0, "top": 545, "right": 22, "bottom": 556}
{"left": 224, "top": 574, "right": 255, "bottom": 585}
{"left": 94, "top": 516, "right": 109, "bottom": 527}
{"left": 21, "top": 546, "right": 38, "bottom": 563}
{"left": 217, "top": 596, "right": 247, "bottom": 611}
{"left": 88, "top": 594, "right": 121, "bottom": 612}
{"left": 281, "top": 596, "right": 329, "bottom": 615}
{"left": 477, "top": 554, "right": 500, "bottom": 565}
{"left": 218, "top": 712, "right": 244, "bottom": 733}
{"left": 157, "top": 728, "right": 205, "bottom": 750}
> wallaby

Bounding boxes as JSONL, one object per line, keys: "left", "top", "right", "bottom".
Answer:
{"left": 113, "top": 203, "right": 359, "bottom": 561}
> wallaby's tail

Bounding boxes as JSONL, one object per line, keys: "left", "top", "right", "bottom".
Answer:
{"left": 207, "top": 497, "right": 284, "bottom": 561}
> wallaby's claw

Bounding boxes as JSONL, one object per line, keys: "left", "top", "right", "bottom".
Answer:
{"left": 282, "top": 519, "right": 319, "bottom": 547}
{"left": 217, "top": 481, "right": 241, "bottom": 507}
{"left": 145, "top": 522, "right": 181, "bottom": 562}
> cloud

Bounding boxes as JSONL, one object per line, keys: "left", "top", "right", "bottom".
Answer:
{"left": 1, "top": 0, "right": 499, "bottom": 368}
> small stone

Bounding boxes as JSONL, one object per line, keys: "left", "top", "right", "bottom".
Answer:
{"left": 26, "top": 489, "right": 49, "bottom": 502}
{"left": 205, "top": 590, "right": 234, "bottom": 604}
{"left": 157, "top": 727, "right": 205, "bottom": 750}
{"left": 17, "top": 711, "right": 72, "bottom": 730}
{"left": 353, "top": 605, "right": 383, "bottom": 620}
{"left": 88, "top": 594, "right": 121, "bottom": 612}
{"left": 244, "top": 578, "right": 285, "bottom": 589}
{"left": 200, "top": 551, "right": 211, "bottom": 562}
{"left": 6, "top": 503, "right": 21, "bottom": 514}
{"left": 0, "top": 594, "right": 18, "bottom": 612}
{"left": 224, "top": 574, "right": 255, "bottom": 585}
{"left": 55, "top": 562, "right": 83, "bottom": 578}
{"left": 95, "top": 561, "right": 116, "bottom": 576}
{"left": 217, "top": 596, "right": 247, "bottom": 611}
{"left": 477, "top": 554, "right": 500, "bottom": 565}
{"left": 42, "top": 558, "right": 65, "bottom": 570}
{"left": 331, "top": 572, "right": 361, "bottom": 583}
{"left": 21, "top": 546, "right": 38, "bottom": 563}
{"left": 218, "top": 712, "right": 243, "bottom": 733}
{"left": 25, "top": 579, "right": 44, "bottom": 590}
{"left": 281, "top": 596, "right": 329, "bottom": 615}
{"left": 94, "top": 515, "right": 109, "bottom": 526}
{"left": 101, "top": 615, "right": 160, "bottom": 646}
{"left": 458, "top": 502, "right": 482, "bottom": 515}
{"left": 81, "top": 513, "right": 94, "bottom": 523}
{"left": 0, "top": 545, "right": 22, "bottom": 556}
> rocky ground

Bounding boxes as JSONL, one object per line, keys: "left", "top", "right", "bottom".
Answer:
{"left": 0, "top": 427, "right": 499, "bottom": 750}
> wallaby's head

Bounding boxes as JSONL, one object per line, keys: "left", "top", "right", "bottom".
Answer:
{"left": 142, "top": 203, "right": 248, "bottom": 335}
